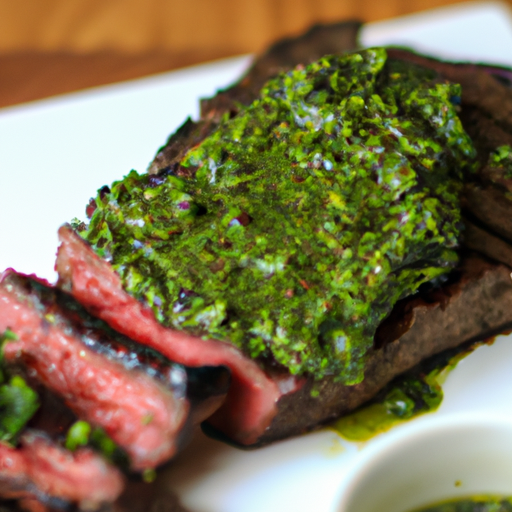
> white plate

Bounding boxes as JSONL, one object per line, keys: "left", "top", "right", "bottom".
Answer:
{"left": 2, "top": 2, "right": 512, "bottom": 511}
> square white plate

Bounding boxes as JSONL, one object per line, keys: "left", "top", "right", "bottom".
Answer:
{"left": 2, "top": 3, "right": 512, "bottom": 511}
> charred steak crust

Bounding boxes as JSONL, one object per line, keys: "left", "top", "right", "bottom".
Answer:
{"left": 148, "top": 20, "right": 362, "bottom": 176}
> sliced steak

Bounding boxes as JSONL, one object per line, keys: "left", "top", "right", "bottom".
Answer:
{"left": 0, "top": 271, "right": 189, "bottom": 470}
{"left": 55, "top": 225, "right": 300, "bottom": 446}
{"left": 55, "top": 225, "right": 512, "bottom": 446}
{"left": 0, "top": 431, "right": 124, "bottom": 509}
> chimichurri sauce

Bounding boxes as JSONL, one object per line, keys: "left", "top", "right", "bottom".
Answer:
{"left": 486, "top": 144, "right": 512, "bottom": 200}
{"left": 80, "top": 48, "right": 476, "bottom": 384}
{"left": 332, "top": 338, "right": 481, "bottom": 440}
{"left": 410, "top": 496, "right": 512, "bottom": 512}
{"left": 332, "top": 367, "right": 444, "bottom": 441}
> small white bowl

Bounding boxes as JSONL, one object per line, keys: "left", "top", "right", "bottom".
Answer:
{"left": 333, "top": 413, "right": 512, "bottom": 512}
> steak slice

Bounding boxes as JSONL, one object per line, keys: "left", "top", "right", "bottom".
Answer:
{"left": 55, "top": 224, "right": 301, "bottom": 446}
{"left": 0, "top": 270, "right": 190, "bottom": 471}
{"left": 55, "top": 225, "right": 512, "bottom": 446}
{"left": 0, "top": 431, "right": 124, "bottom": 509}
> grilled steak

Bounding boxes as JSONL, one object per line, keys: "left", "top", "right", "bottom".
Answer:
{"left": 56, "top": 21, "right": 512, "bottom": 448}
{"left": 56, "top": 222, "right": 512, "bottom": 446}
{"left": 0, "top": 271, "right": 192, "bottom": 471}
{"left": 151, "top": 24, "right": 512, "bottom": 445}
{"left": 55, "top": 224, "right": 298, "bottom": 446}
{"left": 6, "top": 19, "right": 512, "bottom": 512}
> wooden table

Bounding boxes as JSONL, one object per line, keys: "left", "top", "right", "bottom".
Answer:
{"left": 0, "top": 0, "right": 489, "bottom": 109}
{"left": 0, "top": 50, "right": 232, "bottom": 109}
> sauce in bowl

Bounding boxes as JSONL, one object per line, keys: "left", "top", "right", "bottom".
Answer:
{"left": 410, "top": 496, "right": 512, "bottom": 512}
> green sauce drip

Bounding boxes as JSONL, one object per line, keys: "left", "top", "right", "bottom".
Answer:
{"left": 81, "top": 48, "right": 476, "bottom": 383}
{"left": 332, "top": 339, "right": 478, "bottom": 441}
{"left": 410, "top": 496, "right": 512, "bottom": 512}
{"left": 65, "top": 420, "right": 91, "bottom": 451}
{"left": 331, "top": 372, "right": 443, "bottom": 441}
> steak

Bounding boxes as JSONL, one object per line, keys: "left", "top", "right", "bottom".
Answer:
{"left": 150, "top": 24, "right": 512, "bottom": 445}
{"left": 55, "top": 224, "right": 300, "bottom": 446}
{"left": 6, "top": 20, "right": 512, "bottom": 512}
{"left": 0, "top": 270, "right": 229, "bottom": 509}
{"left": 0, "top": 271, "right": 190, "bottom": 471}
{"left": 61, "top": 21, "right": 512, "bottom": 448}
{"left": 55, "top": 225, "right": 512, "bottom": 446}
{"left": 0, "top": 431, "right": 124, "bottom": 510}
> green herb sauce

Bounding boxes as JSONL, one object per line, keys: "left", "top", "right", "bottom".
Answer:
{"left": 332, "top": 370, "right": 444, "bottom": 441}
{"left": 65, "top": 420, "right": 127, "bottom": 466}
{"left": 488, "top": 145, "right": 512, "bottom": 176}
{"left": 410, "top": 496, "right": 512, "bottom": 512}
{"left": 331, "top": 342, "right": 474, "bottom": 441}
{"left": 81, "top": 48, "right": 476, "bottom": 384}
{"left": 0, "top": 330, "right": 39, "bottom": 443}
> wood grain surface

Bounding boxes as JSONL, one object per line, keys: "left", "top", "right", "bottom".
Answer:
{"left": 0, "top": 0, "right": 499, "bottom": 108}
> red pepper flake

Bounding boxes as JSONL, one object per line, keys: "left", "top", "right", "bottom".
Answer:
{"left": 229, "top": 212, "right": 252, "bottom": 227}
{"left": 299, "top": 279, "right": 310, "bottom": 290}
{"left": 85, "top": 198, "right": 97, "bottom": 219}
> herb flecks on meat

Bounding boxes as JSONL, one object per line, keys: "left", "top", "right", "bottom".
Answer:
{"left": 485, "top": 144, "right": 512, "bottom": 196}
{"left": 81, "top": 48, "right": 476, "bottom": 384}
{"left": 0, "top": 330, "right": 39, "bottom": 443}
